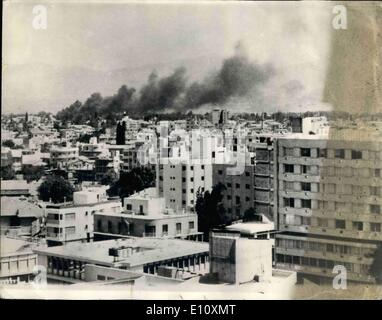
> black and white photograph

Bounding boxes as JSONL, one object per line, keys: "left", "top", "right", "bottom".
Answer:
{"left": 1, "top": 0, "right": 381, "bottom": 301}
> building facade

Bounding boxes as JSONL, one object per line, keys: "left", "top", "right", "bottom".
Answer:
{"left": 275, "top": 135, "right": 382, "bottom": 283}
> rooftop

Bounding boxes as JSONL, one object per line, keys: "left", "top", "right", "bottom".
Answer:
{"left": 1, "top": 180, "right": 29, "bottom": 191}
{"left": 33, "top": 238, "right": 209, "bottom": 267}
{"left": 224, "top": 221, "right": 275, "bottom": 235}
{"left": 0, "top": 197, "right": 44, "bottom": 218}
{"left": 0, "top": 236, "right": 35, "bottom": 256}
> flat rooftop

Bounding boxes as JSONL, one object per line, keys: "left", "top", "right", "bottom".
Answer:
{"left": 1, "top": 236, "right": 34, "bottom": 256}
{"left": 33, "top": 238, "right": 209, "bottom": 267}
{"left": 224, "top": 221, "right": 275, "bottom": 235}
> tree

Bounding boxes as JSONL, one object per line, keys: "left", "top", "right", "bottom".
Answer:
{"left": 2, "top": 140, "right": 15, "bottom": 148}
{"left": 107, "top": 167, "right": 155, "bottom": 199}
{"left": 40, "top": 143, "right": 51, "bottom": 153}
{"left": 116, "top": 121, "right": 126, "bottom": 145}
{"left": 99, "top": 170, "right": 118, "bottom": 186}
{"left": 21, "top": 166, "right": 45, "bottom": 182}
{"left": 38, "top": 175, "right": 74, "bottom": 203}
{"left": 195, "top": 183, "right": 228, "bottom": 241}
{"left": 1, "top": 165, "right": 15, "bottom": 180}
{"left": 243, "top": 207, "right": 257, "bottom": 222}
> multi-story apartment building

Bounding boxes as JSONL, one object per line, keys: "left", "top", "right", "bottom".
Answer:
{"left": 50, "top": 145, "right": 79, "bottom": 169}
{"left": 79, "top": 137, "right": 109, "bottom": 160}
{"left": 275, "top": 133, "right": 382, "bottom": 284}
{"left": 212, "top": 163, "right": 255, "bottom": 220}
{"left": 211, "top": 109, "right": 229, "bottom": 127}
{"left": 94, "top": 187, "right": 202, "bottom": 241}
{"left": 212, "top": 133, "right": 275, "bottom": 221}
{"left": 158, "top": 161, "right": 213, "bottom": 211}
{"left": 46, "top": 187, "right": 122, "bottom": 246}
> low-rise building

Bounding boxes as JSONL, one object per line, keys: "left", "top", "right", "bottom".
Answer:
{"left": 45, "top": 187, "right": 122, "bottom": 245}
{"left": 0, "top": 237, "right": 40, "bottom": 284}
{"left": 33, "top": 238, "right": 209, "bottom": 283}
{"left": 0, "top": 180, "right": 30, "bottom": 197}
{"left": 94, "top": 188, "right": 202, "bottom": 241}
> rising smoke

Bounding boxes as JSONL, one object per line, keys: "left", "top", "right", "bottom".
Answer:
{"left": 137, "top": 42, "right": 274, "bottom": 113}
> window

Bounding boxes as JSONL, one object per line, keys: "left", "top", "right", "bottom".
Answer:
{"left": 65, "top": 226, "right": 75, "bottom": 234}
{"left": 284, "top": 198, "right": 295, "bottom": 208}
{"left": 227, "top": 183, "right": 232, "bottom": 188}
{"left": 301, "top": 182, "right": 311, "bottom": 192}
{"left": 245, "top": 184, "right": 250, "bottom": 189}
{"left": 201, "top": 165, "right": 205, "bottom": 169}
{"left": 284, "top": 164, "right": 294, "bottom": 173}
{"left": 201, "top": 176, "right": 205, "bottom": 181}
{"left": 126, "top": 204, "right": 132, "bottom": 210}
{"left": 182, "top": 165, "right": 186, "bottom": 171}
{"left": 162, "top": 224, "right": 168, "bottom": 235}
{"left": 370, "top": 205, "right": 381, "bottom": 214}
{"left": 319, "top": 148, "right": 327, "bottom": 158}
{"left": 189, "top": 221, "right": 195, "bottom": 230}
{"left": 182, "top": 189, "right": 186, "bottom": 194}
{"left": 351, "top": 150, "right": 362, "bottom": 160}
{"left": 182, "top": 177, "right": 186, "bottom": 182}
{"left": 370, "top": 187, "right": 380, "bottom": 196}
{"left": 66, "top": 213, "right": 75, "bottom": 220}
{"left": 335, "top": 149, "right": 345, "bottom": 159}
{"left": 235, "top": 196, "right": 240, "bottom": 205}
{"left": 284, "top": 181, "right": 294, "bottom": 191}
{"left": 301, "top": 199, "right": 311, "bottom": 209}
{"left": 218, "top": 170, "right": 223, "bottom": 175}
{"left": 245, "top": 197, "right": 250, "bottom": 202}
{"left": 159, "top": 176, "right": 163, "bottom": 181}
{"left": 235, "top": 183, "right": 240, "bottom": 189}
{"left": 227, "top": 195, "right": 231, "bottom": 200}
{"left": 370, "top": 223, "right": 381, "bottom": 232}
{"left": 190, "top": 166, "right": 194, "bottom": 171}
{"left": 283, "top": 147, "right": 294, "bottom": 157}
{"left": 97, "top": 275, "right": 106, "bottom": 281}
{"left": 335, "top": 219, "right": 346, "bottom": 229}
{"left": 190, "top": 177, "right": 194, "bottom": 182}
{"left": 190, "top": 189, "right": 194, "bottom": 193}
{"left": 245, "top": 171, "right": 250, "bottom": 177}
{"left": 317, "top": 218, "right": 328, "bottom": 228}
{"left": 176, "top": 223, "right": 182, "bottom": 234}
{"left": 325, "top": 184, "right": 336, "bottom": 194}
{"left": 301, "top": 148, "right": 311, "bottom": 157}
{"left": 301, "top": 165, "right": 308, "bottom": 174}
{"left": 352, "top": 221, "right": 363, "bottom": 231}
{"left": 212, "top": 151, "right": 216, "bottom": 158}
{"left": 374, "top": 169, "right": 381, "bottom": 178}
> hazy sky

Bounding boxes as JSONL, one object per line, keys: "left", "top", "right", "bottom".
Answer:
{"left": 3, "top": 1, "right": 333, "bottom": 114}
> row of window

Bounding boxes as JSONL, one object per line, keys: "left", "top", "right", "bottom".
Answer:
{"left": 168, "top": 165, "right": 206, "bottom": 170}
{"left": 283, "top": 164, "right": 381, "bottom": 178}
{"left": 283, "top": 197, "right": 381, "bottom": 214}
{"left": 276, "top": 238, "right": 376, "bottom": 256}
{"left": 276, "top": 254, "right": 370, "bottom": 274}
{"left": 161, "top": 176, "right": 205, "bottom": 182}
{"left": 283, "top": 147, "right": 381, "bottom": 160}
{"left": 283, "top": 181, "right": 381, "bottom": 196}
{"left": 281, "top": 215, "right": 381, "bottom": 232}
